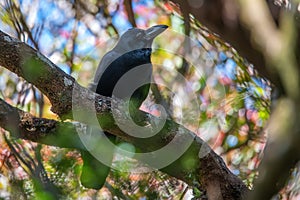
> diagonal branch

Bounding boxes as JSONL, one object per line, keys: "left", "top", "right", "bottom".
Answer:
{"left": 0, "top": 30, "right": 76, "bottom": 117}
{"left": 0, "top": 30, "right": 249, "bottom": 199}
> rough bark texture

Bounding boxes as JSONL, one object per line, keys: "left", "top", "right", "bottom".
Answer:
{"left": 0, "top": 31, "right": 74, "bottom": 117}
{"left": 0, "top": 99, "right": 85, "bottom": 149}
{"left": 0, "top": 30, "right": 249, "bottom": 199}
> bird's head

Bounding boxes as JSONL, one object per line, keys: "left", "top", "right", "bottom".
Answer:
{"left": 114, "top": 25, "right": 168, "bottom": 52}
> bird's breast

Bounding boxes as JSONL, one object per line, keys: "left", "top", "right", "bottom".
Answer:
{"left": 96, "top": 48, "right": 153, "bottom": 98}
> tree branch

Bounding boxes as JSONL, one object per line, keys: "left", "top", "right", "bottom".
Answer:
{"left": 0, "top": 30, "right": 249, "bottom": 199}
{"left": 0, "top": 98, "right": 85, "bottom": 149}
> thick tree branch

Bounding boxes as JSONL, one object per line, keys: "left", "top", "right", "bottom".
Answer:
{"left": 0, "top": 97, "right": 249, "bottom": 199}
{"left": 0, "top": 30, "right": 249, "bottom": 199}
{"left": 0, "top": 31, "right": 75, "bottom": 117}
{"left": 0, "top": 98, "right": 85, "bottom": 149}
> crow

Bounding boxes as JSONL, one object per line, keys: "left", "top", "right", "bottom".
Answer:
{"left": 80, "top": 25, "right": 168, "bottom": 189}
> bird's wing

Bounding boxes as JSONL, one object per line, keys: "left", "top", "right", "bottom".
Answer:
{"left": 89, "top": 50, "right": 121, "bottom": 92}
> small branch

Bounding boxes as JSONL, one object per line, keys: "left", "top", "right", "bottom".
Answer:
{"left": 124, "top": 0, "right": 137, "bottom": 27}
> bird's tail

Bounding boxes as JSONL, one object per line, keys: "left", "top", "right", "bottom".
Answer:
{"left": 80, "top": 127, "right": 116, "bottom": 189}
{"left": 80, "top": 148, "right": 113, "bottom": 189}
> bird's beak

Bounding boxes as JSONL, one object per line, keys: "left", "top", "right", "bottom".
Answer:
{"left": 144, "top": 25, "right": 168, "bottom": 40}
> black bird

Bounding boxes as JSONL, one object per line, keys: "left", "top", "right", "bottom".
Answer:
{"left": 80, "top": 25, "right": 168, "bottom": 189}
